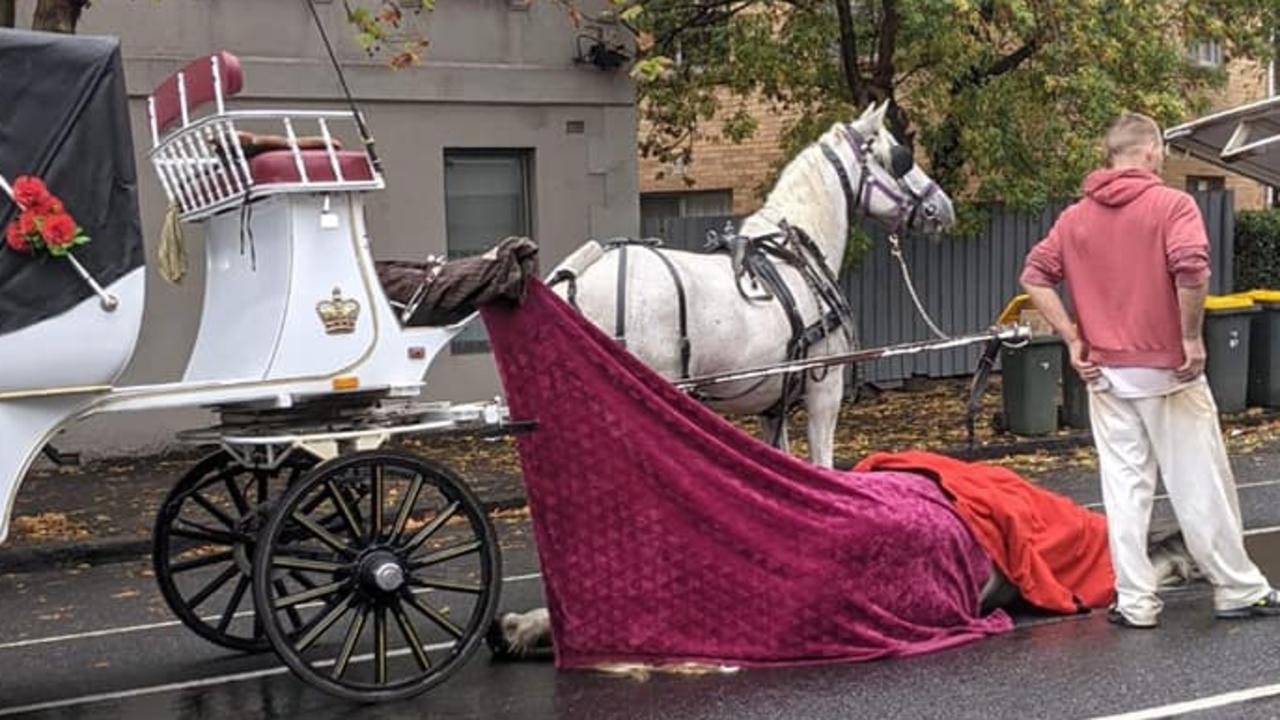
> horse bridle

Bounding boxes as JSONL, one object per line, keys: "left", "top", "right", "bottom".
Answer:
{"left": 822, "top": 124, "right": 941, "bottom": 235}
{"left": 819, "top": 124, "right": 951, "bottom": 342}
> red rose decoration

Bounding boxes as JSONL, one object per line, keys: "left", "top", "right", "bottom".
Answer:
{"left": 17, "top": 210, "right": 37, "bottom": 236}
{"left": 12, "top": 176, "right": 51, "bottom": 212}
{"left": 4, "top": 175, "right": 90, "bottom": 258}
{"left": 5, "top": 220, "right": 30, "bottom": 253}
{"left": 41, "top": 213, "right": 77, "bottom": 247}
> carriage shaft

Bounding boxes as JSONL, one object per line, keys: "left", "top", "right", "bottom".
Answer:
{"left": 675, "top": 325, "right": 1032, "bottom": 391}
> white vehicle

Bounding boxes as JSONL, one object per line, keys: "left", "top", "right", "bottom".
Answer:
{"left": 0, "top": 31, "right": 517, "bottom": 702}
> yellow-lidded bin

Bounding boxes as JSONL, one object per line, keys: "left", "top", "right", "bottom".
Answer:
{"left": 1204, "top": 294, "right": 1258, "bottom": 413}
{"left": 997, "top": 294, "right": 1090, "bottom": 430}
{"left": 995, "top": 295, "right": 1063, "bottom": 435}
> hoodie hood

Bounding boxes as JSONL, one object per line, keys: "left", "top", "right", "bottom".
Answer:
{"left": 1082, "top": 168, "right": 1163, "bottom": 208}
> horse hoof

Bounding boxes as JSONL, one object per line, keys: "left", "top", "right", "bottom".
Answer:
{"left": 486, "top": 613, "right": 556, "bottom": 662}
{"left": 485, "top": 619, "right": 519, "bottom": 661}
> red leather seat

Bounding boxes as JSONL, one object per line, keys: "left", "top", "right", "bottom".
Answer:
{"left": 248, "top": 150, "right": 374, "bottom": 185}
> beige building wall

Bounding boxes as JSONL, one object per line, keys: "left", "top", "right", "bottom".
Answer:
{"left": 1163, "top": 58, "right": 1271, "bottom": 210}
{"left": 639, "top": 96, "right": 802, "bottom": 216}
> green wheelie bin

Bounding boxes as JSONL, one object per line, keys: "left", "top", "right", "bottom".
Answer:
{"left": 1001, "top": 335, "right": 1063, "bottom": 436}
{"left": 1244, "top": 290, "right": 1280, "bottom": 408}
{"left": 1204, "top": 295, "right": 1258, "bottom": 414}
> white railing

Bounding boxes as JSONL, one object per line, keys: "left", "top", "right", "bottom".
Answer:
{"left": 147, "top": 110, "right": 384, "bottom": 222}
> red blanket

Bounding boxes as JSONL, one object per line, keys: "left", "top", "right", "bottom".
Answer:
{"left": 481, "top": 283, "right": 1012, "bottom": 669}
{"left": 856, "top": 451, "right": 1115, "bottom": 613}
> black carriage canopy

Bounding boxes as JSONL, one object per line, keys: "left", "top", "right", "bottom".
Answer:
{"left": 0, "top": 29, "right": 143, "bottom": 336}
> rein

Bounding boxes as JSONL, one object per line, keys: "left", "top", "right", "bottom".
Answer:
{"left": 819, "top": 124, "right": 949, "bottom": 339}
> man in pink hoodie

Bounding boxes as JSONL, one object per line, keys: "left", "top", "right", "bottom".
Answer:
{"left": 1020, "top": 112, "right": 1279, "bottom": 628}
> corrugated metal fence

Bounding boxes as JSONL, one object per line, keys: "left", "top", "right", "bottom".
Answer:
{"left": 641, "top": 190, "right": 1236, "bottom": 386}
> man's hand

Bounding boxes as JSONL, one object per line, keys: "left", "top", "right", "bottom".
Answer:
{"left": 1068, "top": 337, "right": 1102, "bottom": 383}
{"left": 1177, "top": 337, "right": 1207, "bottom": 382}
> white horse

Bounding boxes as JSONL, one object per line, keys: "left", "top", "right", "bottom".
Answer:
{"left": 551, "top": 102, "right": 955, "bottom": 468}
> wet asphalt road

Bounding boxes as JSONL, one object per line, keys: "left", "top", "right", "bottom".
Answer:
{"left": 5, "top": 461, "right": 1280, "bottom": 719}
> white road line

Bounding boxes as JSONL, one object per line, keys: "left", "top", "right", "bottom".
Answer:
{"left": 0, "top": 639, "right": 458, "bottom": 717}
{"left": 0, "top": 618, "right": 190, "bottom": 651}
{"left": 1083, "top": 682, "right": 1280, "bottom": 720}
{"left": 1083, "top": 479, "right": 1280, "bottom": 510}
{"left": 0, "top": 667, "right": 295, "bottom": 717}
{"left": 0, "top": 572, "right": 543, "bottom": 652}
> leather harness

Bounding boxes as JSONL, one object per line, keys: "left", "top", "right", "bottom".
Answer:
{"left": 548, "top": 122, "right": 940, "bottom": 443}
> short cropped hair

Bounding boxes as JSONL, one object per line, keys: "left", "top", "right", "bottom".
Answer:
{"left": 1104, "top": 113, "right": 1162, "bottom": 165}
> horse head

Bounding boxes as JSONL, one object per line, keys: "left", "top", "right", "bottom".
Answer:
{"left": 839, "top": 101, "right": 956, "bottom": 237}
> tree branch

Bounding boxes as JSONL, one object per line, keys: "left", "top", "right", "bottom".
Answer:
{"left": 33, "top": 0, "right": 90, "bottom": 33}
{"left": 653, "top": 0, "right": 755, "bottom": 54}
{"left": 873, "top": 0, "right": 899, "bottom": 91}
{"left": 984, "top": 38, "right": 1041, "bottom": 79}
{"left": 952, "top": 35, "right": 1042, "bottom": 94}
{"left": 832, "top": 0, "right": 865, "bottom": 104}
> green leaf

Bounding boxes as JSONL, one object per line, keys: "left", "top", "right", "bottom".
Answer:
{"left": 347, "top": 7, "right": 371, "bottom": 25}
{"left": 621, "top": 0, "right": 1280, "bottom": 213}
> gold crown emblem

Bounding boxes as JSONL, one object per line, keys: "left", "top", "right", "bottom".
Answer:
{"left": 316, "top": 287, "right": 360, "bottom": 335}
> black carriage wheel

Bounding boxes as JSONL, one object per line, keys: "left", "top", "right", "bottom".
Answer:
{"left": 252, "top": 449, "right": 501, "bottom": 703}
{"left": 153, "top": 449, "right": 318, "bottom": 652}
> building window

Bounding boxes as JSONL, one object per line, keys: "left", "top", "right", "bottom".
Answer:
{"left": 640, "top": 190, "right": 734, "bottom": 247}
{"left": 444, "top": 149, "right": 534, "bottom": 353}
{"left": 641, "top": 189, "right": 732, "bottom": 223}
{"left": 1188, "top": 40, "right": 1223, "bottom": 69}
{"left": 1186, "top": 175, "right": 1225, "bottom": 193}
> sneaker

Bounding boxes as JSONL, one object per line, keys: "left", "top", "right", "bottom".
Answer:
{"left": 1215, "top": 590, "right": 1280, "bottom": 620}
{"left": 1107, "top": 608, "right": 1158, "bottom": 629}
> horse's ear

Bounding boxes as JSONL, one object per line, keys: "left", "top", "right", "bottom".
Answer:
{"left": 854, "top": 101, "right": 890, "bottom": 134}
{"left": 869, "top": 101, "right": 889, "bottom": 130}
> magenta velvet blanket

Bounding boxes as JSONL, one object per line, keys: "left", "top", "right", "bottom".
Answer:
{"left": 480, "top": 281, "right": 1013, "bottom": 668}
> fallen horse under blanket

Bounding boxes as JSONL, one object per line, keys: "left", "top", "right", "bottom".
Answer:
{"left": 855, "top": 451, "right": 1116, "bottom": 615}
{"left": 476, "top": 279, "right": 1126, "bottom": 666}
{"left": 482, "top": 282, "right": 1010, "bottom": 666}
{"left": 478, "top": 280, "right": 1177, "bottom": 669}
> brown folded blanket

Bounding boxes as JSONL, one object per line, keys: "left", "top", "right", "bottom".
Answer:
{"left": 207, "top": 129, "right": 344, "bottom": 165}
{"left": 377, "top": 236, "right": 539, "bottom": 327}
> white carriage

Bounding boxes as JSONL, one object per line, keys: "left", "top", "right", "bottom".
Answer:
{"left": 1, "top": 32, "right": 519, "bottom": 702}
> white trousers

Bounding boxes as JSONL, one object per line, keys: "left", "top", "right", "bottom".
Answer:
{"left": 1089, "top": 379, "right": 1272, "bottom": 622}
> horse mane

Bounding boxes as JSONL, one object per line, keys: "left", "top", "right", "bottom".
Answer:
{"left": 739, "top": 125, "right": 848, "bottom": 270}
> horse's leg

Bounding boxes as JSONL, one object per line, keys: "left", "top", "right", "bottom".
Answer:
{"left": 760, "top": 414, "right": 790, "bottom": 454}
{"left": 804, "top": 371, "right": 843, "bottom": 468}
{"left": 979, "top": 562, "right": 1021, "bottom": 613}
